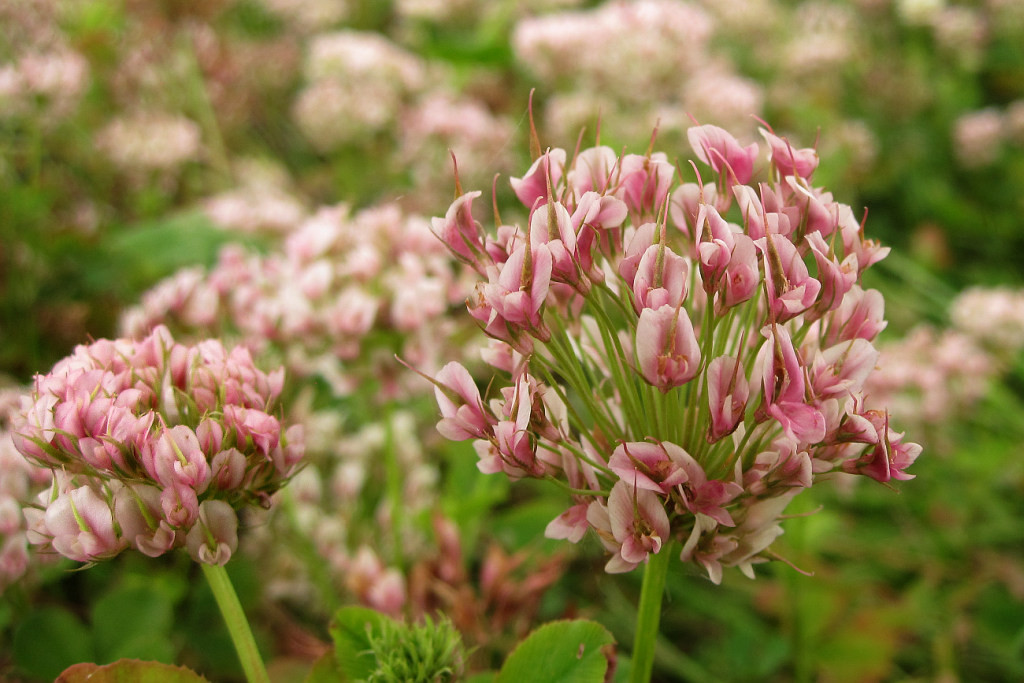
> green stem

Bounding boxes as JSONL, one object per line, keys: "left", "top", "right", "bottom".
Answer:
{"left": 787, "top": 514, "right": 812, "bottom": 683}
{"left": 382, "top": 403, "right": 406, "bottom": 572}
{"left": 180, "top": 32, "right": 232, "bottom": 182}
{"left": 29, "top": 118, "right": 43, "bottom": 188}
{"left": 279, "top": 492, "right": 342, "bottom": 616}
{"left": 201, "top": 562, "right": 270, "bottom": 683}
{"left": 630, "top": 542, "right": 673, "bottom": 683}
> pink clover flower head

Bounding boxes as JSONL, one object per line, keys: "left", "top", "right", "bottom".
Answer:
{"left": 636, "top": 305, "right": 702, "bottom": 392}
{"left": 544, "top": 502, "right": 590, "bottom": 544}
{"left": 632, "top": 241, "right": 689, "bottom": 314}
{"left": 12, "top": 326, "right": 303, "bottom": 565}
{"left": 510, "top": 149, "right": 566, "bottom": 209}
{"left": 427, "top": 115, "right": 921, "bottom": 580}
{"left": 806, "top": 231, "right": 858, "bottom": 319}
{"left": 185, "top": 500, "right": 239, "bottom": 566}
{"left": 530, "top": 198, "right": 581, "bottom": 288}
{"left": 755, "top": 325, "right": 827, "bottom": 445}
{"left": 152, "top": 425, "right": 212, "bottom": 492}
{"left": 431, "top": 190, "right": 485, "bottom": 266}
{"left": 759, "top": 127, "right": 819, "bottom": 179}
{"left": 840, "top": 410, "right": 922, "bottom": 483}
{"left": 616, "top": 152, "right": 675, "bottom": 221}
{"left": 124, "top": 198, "right": 474, "bottom": 403}
{"left": 688, "top": 124, "right": 758, "bottom": 186}
{"left": 670, "top": 182, "right": 717, "bottom": 239}
{"left": 706, "top": 355, "right": 750, "bottom": 443}
{"left": 603, "top": 481, "right": 671, "bottom": 573}
{"left": 482, "top": 240, "right": 553, "bottom": 342}
{"left": 30, "top": 484, "right": 125, "bottom": 563}
{"left": 567, "top": 146, "right": 618, "bottom": 196}
{"left": 825, "top": 285, "right": 887, "bottom": 346}
{"left": 762, "top": 233, "right": 822, "bottom": 323}
{"left": 433, "top": 361, "right": 494, "bottom": 441}
{"left": 949, "top": 286, "right": 1024, "bottom": 356}
{"left": 609, "top": 441, "right": 689, "bottom": 495}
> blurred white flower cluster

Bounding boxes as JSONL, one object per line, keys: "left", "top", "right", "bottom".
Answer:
{"left": 293, "top": 31, "right": 428, "bottom": 151}
{"left": 0, "top": 0, "right": 89, "bottom": 126}
{"left": 513, "top": 0, "right": 763, "bottom": 143}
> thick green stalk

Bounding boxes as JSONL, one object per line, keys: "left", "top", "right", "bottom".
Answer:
{"left": 630, "top": 542, "right": 673, "bottom": 683}
{"left": 382, "top": 404, "right": 406, "bottom": 571}
{"left": 201, "top": 563, "right": 270, "bottom": 683}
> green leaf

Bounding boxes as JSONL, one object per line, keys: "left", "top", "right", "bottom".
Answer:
{"left": 90, "top": 210, "right": 266, "bottom": 296}
{"left": 304, "top": 650, "right": 342, "bottom": 683}
{"left": 55, "top": 659, "right": 209, "bottom": 682}
{"left": 441, "top": 439, "right": 510, "bottom": 557}
{"left": 328, "top": 606, "right": 392, "bottom": 681}
{"left": 269, "top": 658, "right": 320, "bottom": 683}
{"left": 92, "top": 584, "right": 176, "bottom": 663}
{"left": 12, "top": 605, "right": 94, "bottom": 680}
{"left": 0, "top": 600, "right": 12, "bottom": 631}
{"left": 496, "top": 619, "right": 616, "bottom": 683}
{"left": 492, "top": 495, "right": 568, "bottom": 551}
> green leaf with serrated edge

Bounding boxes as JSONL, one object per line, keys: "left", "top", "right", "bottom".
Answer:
{"left": 328, "top": 606, "right": 391, "bottom": 681}
{"left": 55, "top": 659, "right": 209, "bottom": 682}
{"left": 12, "top": 606, "right": 94, "bottom": 680}
{"left": 496, "top": 619, "right": 616, "bottom": 683}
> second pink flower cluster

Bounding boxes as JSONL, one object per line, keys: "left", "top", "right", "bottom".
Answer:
{"left": 13, "top": 326, "right": 303, "bottom": 566}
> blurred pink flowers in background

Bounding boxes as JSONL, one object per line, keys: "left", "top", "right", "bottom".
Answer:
{"left": 122, "top": 201, "right": 474, "bottom": 399}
